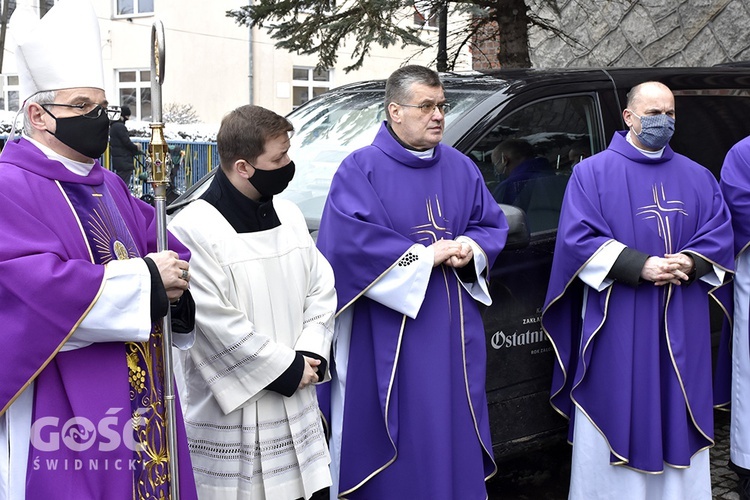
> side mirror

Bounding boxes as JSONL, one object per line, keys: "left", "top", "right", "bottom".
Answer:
{"left": 499, "top": 204, "right": 530, "bottom": 250}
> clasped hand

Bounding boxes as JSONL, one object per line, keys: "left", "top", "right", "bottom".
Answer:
{"left": 299, "top": 356, "right": 321, "bottom": 390}
{"left": 431, "top": 239, "right": 473, "bottom": 268}
{"left": 640, "top": 253, "right": 694, "bottom": 286}
{"left": 146, "top": 250, "right": 191, "bottom": 301}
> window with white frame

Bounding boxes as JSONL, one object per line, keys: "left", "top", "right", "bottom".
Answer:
{"left": 0, "top": 75, "right": 20, "bottom": 112}
{"left": 115, "top": 0, "right": 153, "bottom": 16}
{"left": 3, "top": 1, "right": 55, "bottom": 20}
{"left": 116, "top": 69, "right": 151, "bottom": 121}
{"left": 292, "top": 67, "right": 331, "bottom": 109}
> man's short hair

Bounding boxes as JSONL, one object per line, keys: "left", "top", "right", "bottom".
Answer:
{"left": 22, "top": 90, "right": 56, "bottom": 136}
{"left": 216, "top": 105, "right": 293, "bottom": 170}
{"left": 120, "top": 105, "right": 131, "bottom": 118}
{"left": 384, "top": 65, "right": 443, "bottom": 123}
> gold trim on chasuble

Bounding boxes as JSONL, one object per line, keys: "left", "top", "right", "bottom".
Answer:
{"left": 341, "top": 194, "right": 495, "bottom": 494}
{"left": 457, "top": 287, "right": 498, "bottom": 481}
{"left": 638, "top": 183, "right": 713, "bottom": 452}
{"left": 563, "top": 182, "right": 711, "bottom": 472}
{"left": 62, "top": 183, "right": 171, "bottom": 498}
{"left": 339, "top": 314, "right": 406, "bottom": 498}
{"left": 412, "top": 195, "right": 454, "bottom": 310}
{"left": 636, "top": 182, "right": 688, "bottom": 256}
{"left": 337, "top": 194, "right": 452, "bottom": 317}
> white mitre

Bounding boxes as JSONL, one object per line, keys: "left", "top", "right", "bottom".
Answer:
{"left": 11, "top": 0, "right": 104, "bottom": 103}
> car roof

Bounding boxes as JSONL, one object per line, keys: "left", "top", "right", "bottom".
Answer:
{"left": 170, "top": 65, "right": 750, "bottom": 216}
{"left": 321, "top": 66, "right": 750, "bottom": 95}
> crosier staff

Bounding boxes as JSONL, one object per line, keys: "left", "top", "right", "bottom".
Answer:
{"left": 147, "top": 20, "right": 180, "bottom": 500}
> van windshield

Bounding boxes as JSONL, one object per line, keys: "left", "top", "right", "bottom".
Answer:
{"left": 280, "top": 87, "right": 492, "bottom": 225}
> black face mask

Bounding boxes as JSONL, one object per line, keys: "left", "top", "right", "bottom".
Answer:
{"left": 248, "top": 160, "right": 295, "bottom": 197}
{"left": 45, "top": 109, "right": 110, "bottom": 159}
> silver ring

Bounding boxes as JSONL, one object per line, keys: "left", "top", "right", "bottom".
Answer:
{"left": 181, "top": 269, "right": 189, "bottom": 281}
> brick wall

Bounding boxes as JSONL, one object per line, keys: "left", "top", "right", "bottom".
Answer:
{"left": 471, "top": 21, "right": 503, "bottom": 70}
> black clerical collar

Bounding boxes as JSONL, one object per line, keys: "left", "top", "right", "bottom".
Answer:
{"left": 386, "top": 122, "right": 434, "bottom": 153}
{"left": 200, "top": 168, "right": 281, "bottom": 233}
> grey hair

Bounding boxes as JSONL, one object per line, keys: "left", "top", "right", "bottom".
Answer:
{"left": 384, "top": 65, "right": 443, "bottom": 123}
{"left": 22, "top": 90, "right": 57, "bottom": 136}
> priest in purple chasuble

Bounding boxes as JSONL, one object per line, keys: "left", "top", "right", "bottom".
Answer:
{"left": 316, "top": 65, "right": 508, "bottom": 499}
{"left": 719, "top": 135, "right": 750, "bottom": 499}
{"left": 0, "top": 0, "right": 198, "bottom": 498}
{"left": 542, "top": 81, "right": 733, "bottom": 499}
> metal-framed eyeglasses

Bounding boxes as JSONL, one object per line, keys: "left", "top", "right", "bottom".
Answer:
{"left": 41, "top": 102, "right": 121, "bottom": 121}
{"left": 394, "top": 102, "right": 451, "bottom": 115}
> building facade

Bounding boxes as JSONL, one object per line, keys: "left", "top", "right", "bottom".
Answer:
{"left": 0, "top": 0, "right": 471, "bottom": 124}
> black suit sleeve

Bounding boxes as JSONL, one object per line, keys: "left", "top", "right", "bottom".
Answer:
{"left": 265, "top": 352, "right": 305, "bottom": 397}
{"left": 265, "top": 350, "right": 328, "bottom": 397}
{"left": 683, "top": 252, "right": 712, "bottom": 285}
{"left": 143, "top": 256, "right": 169, "bottom": 322}
{"left": 170, "top": 290, "right": 195, "bottom": 333}
{"left": 607, "top": 247, "right": 650, "bottom": 287}
{"left": 454, "top": 257, "right": 478, "bottom": 283}
{"left": 298, "top": 350, "right": 327, "bottom": 380}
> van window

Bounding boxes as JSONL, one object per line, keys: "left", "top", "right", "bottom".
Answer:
{"left": 671, "top": 92, "right": 750, "bottom": 179}
{"left": 469, "top": 95, "right": 600, "bottom": 234}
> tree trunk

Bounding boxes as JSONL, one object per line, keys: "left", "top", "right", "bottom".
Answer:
{"left": 437, "top": 1, "right": 448, "bottom": 71}
{"left": 493, "top": 0, "right": 531, "bottom": 68}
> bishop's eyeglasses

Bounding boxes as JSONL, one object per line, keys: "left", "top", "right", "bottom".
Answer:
{"left": 41, "top": 102, "right": 122, "bottom": 120}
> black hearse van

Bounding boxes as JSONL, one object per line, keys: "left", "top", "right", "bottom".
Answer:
{"left": 170, "top": 66, "right": 750, "bottom": 461}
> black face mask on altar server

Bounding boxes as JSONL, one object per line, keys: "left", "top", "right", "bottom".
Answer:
{"left": 43, "top": 106, "right": 110, "bottom": 159}
{"left": 248, "top": 160, "right": 296, "bottom": 197}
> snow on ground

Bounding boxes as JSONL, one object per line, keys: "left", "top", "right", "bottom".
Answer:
{"left": 0, "top": 110, "right": 219, "bottom": 142}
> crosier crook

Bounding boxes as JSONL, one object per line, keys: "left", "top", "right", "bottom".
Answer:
{"left": 146, "top": 20, "right": 181, "bottom": 500}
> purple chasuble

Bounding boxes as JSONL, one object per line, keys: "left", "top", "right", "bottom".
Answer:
{"left": 317, "top": 122, "right": 508, "bottom": 499}
{"left": 0, "top": 138, "right": 197, "bottom": 499}
{"left": 715, "top": 135, "right": 750, "bottom": 407}
{"left": 720, "top": 135, "right": 750, "bottom": 259}
{"left": 542, "top": 131, "right": 734, "bottom": 472}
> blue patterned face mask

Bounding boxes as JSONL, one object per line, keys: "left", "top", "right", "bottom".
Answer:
{"left": 628, "top": 110, "right": 675, "bottom": 150}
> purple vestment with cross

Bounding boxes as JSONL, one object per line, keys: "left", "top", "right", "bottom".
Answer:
{"left": 317, "top": 122, "right": 508, "bottom": 499}
{"left": 0, "top": 138, "right": 197, "bottom": 499}
{"left": 715, "top": 135, "right": 750, "bottom": 407}
{"left": 542, "top": 131, "right": 734, "bottom": 473}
